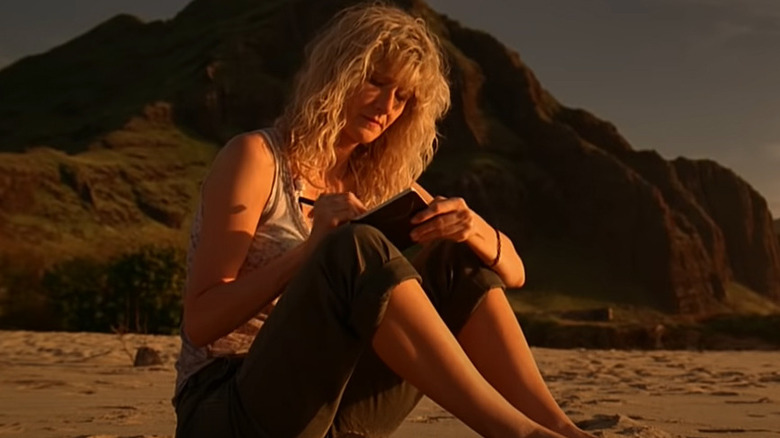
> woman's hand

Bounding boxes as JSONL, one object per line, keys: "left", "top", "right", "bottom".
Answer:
{"left": 409, "top": 196, "right": 476, "bottom": 244}
{"left": 307, "top": 192, "right": 367, "bottom": 248}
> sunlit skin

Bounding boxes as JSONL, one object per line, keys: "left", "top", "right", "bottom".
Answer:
{"left": 340, "top": 71, "right": 412, "bottom": 147}
{"left": 184, "top": 63, "right": 594, "bottom": 437}
{"left": 298, "top": 68, "right": 594, "bottom": 438}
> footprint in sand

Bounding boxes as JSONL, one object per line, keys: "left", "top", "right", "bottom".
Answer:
{"left": 698, "top": 427, "right": 776, "bottom": 434}
{"left": 575, "top": 414, "right": 621, "bottom": 430}
{"left": 88, "top": 406, "right": 141, "bottom": 425}
{"left": 583, "top": 398, "right": 625, "bottom": 405}
{"left": 406, "top": 414, "right": 457, "bottom": 423}
{"left": 724, "top": 397, "right": 772, "bottom": 404}
{"left": 686, "top": 366, "right": 714, "bottom": 378}
{"left": 727, "top": 382, "right": 763, "bottom": 389}
{"left": 577, "top": 414, "right": 675, "bottom": 438}
{"left": 716, "top": 371, "right": 746, "bottom": 378}
{"left": 10, "top": 378, "right": 68, "bottom": 390}
{"left": 710, "top": 390, "right": 740, "bottom": 396}
{"left": 0, "top": 422, "right": 24, "bottom": 433}
{"left": 664, "top": 362, "right": 686, "bottom": 369}
{"left": 633, "top": 369, "right": 653, "bottom": 377}
{"left": 759, "top": 372, "right": 780, "bottom": 383}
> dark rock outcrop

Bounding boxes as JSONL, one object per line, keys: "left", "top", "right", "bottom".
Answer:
{"left": 133, "top": 346, "right": 163, "bottom": 367}
{"left": 774, "top": 219, "right": 780, "bottom": 247}
{"left": 0, "top": 0, "right": 778, "bottom": 313}
{"left": 673, "top": 160, "right": 780, "bottom": 301}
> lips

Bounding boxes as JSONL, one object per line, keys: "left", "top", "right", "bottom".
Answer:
{"left": 361, "top": 115, "right": 382, "bottom": 128}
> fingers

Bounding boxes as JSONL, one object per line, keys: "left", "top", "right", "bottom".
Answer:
{"left": 309, "top": 192, "right": 367, "bottom": 224}
{"left": 410, "top": 196, "right": 474, "bottom": 243}
{"left": 411, "top": 196, "right": 467, "bottom": 225}
{"left": 410, "top": 208, "right": 474, "bottom": 243}
{"left": 307, "top": 202, "right": 362, "bottom": 220}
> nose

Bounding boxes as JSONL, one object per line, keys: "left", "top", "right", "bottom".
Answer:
{"left": 373, "top": 87, "right": 397, "bottom": 115}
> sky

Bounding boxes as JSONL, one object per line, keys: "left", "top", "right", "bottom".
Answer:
{"left": 1, "top": 0, "right": 778, "bottom": 217}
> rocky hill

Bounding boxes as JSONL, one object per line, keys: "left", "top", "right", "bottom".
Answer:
{"left": 775, "top": 219, "right": 780, "bottom": 247}
{"left": 1, "top": 0, "right": 779, "bottom": 315}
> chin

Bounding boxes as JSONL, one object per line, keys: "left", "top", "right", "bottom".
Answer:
{"left": 348, "top": 126, "right": 383, "bottom": 145}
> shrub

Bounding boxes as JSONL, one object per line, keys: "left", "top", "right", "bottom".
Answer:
{"left": 41, "top": 256, "right": 111, "bottom": 331}
{"left": 108, "top": 246, "right": 185, "bottom": 334}
{"left": 40, "top": 245, "right": 185, "bottom": 333}
{"left": 0, "top": 253, "right": 56, "bottom": 330}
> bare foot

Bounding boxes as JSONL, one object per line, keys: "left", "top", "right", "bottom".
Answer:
{"left": 527, "top": 426, "right": 568, "bottom": 438}
{"left": 559, "top": 425, "right": 597, "bottom": 438}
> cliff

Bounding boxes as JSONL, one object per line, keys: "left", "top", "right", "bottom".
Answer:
{"left": 1, "top": 0, "right": 778, "bottom": 314}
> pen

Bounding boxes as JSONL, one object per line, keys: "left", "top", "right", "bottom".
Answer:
{"left": 298, "top": 197, "right": 316, "bottom": 206}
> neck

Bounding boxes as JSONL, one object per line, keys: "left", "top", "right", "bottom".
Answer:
{"left": 324, "top": 135, "right": 360, "bottom": 189}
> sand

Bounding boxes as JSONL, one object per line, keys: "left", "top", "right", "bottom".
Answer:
{"left": 0, "top": 330, "right": 778, "bottom": 438}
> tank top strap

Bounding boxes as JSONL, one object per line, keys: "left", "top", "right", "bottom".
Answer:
{"left": 255, "top": 128, "right": 284, "bottom": 217}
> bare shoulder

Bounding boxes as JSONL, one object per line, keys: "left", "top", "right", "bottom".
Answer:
{"left": 191, "top": 131, "right": 278, "bottom": 288}
{"left": 186, "top": 132, "right": 277, "bottom": 303}
{"left": 214, "top": 131, "right": 274, "bottom": 172}
{"left": 204, "top": 132, "right": 275, "bottom": 194}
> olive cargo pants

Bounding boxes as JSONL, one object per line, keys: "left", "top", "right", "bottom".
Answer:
{"left": 175, "top": 224, "right": 504, "bottom": 438}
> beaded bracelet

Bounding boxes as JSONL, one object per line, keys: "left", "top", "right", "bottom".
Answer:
{"left": 488, "top": 226, "right": 501, "bottom": 268}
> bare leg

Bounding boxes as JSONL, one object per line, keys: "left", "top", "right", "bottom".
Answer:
{"left": 372, "top": 280, "right": 566, "bottom": 438}
{"left": 457, "top": 289, "right": 596, "bottom": 438}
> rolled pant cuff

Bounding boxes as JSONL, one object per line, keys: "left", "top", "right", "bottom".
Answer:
{"left": 350, "top": 256, "right": 421, "bottom": 341}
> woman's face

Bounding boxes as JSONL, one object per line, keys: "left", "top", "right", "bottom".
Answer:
{"left": 340, "top": 67, "right": 413, "bottom": 147}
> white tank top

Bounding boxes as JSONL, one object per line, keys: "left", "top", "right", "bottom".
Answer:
{"left": 174, "top": 128, "right": 309, "bottom": 399}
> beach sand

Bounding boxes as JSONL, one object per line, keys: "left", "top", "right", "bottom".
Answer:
{"left": 0, "top": 330, "right": 778, "bottom": 437}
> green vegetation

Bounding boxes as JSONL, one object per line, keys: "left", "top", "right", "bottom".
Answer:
{"left": 0, "top": 119, "right": 213, "bottom": 334}
{"left": 506, "top": 280, "right": 780, "bottom": 349}
{"left": 1, "top": 0, "right": 778, "bottom": 348}
{"left": 698, "top": 313, "right": 780, "bottom": 346}
{"left": 718, "top": 282, "right": 780, "bottom": 315}
{"left": 0, "top": 118, "right": 216, "bottom": 261}
{"left": 1, "top": 245, "right": 185, "bottom": 334}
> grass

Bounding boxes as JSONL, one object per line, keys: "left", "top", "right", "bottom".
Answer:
{"left": 506, "top": 275, "right": 780, "bottom": 349}
{"left": 718, "top": 282, "right": 780, "bottom": 315}
{"left": 0, "top": 117, "right": 217, "bottom": 266}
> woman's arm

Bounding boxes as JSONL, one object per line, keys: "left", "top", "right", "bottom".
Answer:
{"left": 183, "top": 133, "right": 315, "bottom": 348}
{"left": 410, "top": 183, "right": 526, "bottom": 288}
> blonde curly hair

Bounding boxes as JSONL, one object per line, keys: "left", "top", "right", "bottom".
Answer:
{"left": 275, "top": 3, "right": 450, "bottom": 207}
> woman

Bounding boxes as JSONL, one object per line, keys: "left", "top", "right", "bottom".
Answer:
{"left": 174, "top": 3, "right": 595, "bottom": 438}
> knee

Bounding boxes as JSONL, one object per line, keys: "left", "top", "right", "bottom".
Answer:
{"left": 312, "top": 223, "right": 404, "bottom": 276}
{"left": 317, "top": 223, "right": 390, "bottom": 256}
{"left": 328, "top": 223, "right": 386, "bottom": 246}
{"left": 308, "top": 224, "right": 420, "bottom": 339}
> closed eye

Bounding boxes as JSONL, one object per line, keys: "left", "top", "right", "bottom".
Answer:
{"left": 368, "top": 76, "right": 387, "bottom": 87}
{"left": 395, "top": 90, "right": 412, "bottom": 103}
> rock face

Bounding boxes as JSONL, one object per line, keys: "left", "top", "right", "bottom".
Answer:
{"left": 1, "top": 0, "right": 779, "bottom": 313}
{"left": 775, "top": 219, "right": 780, "bottom": 256}
{"left": 133, "top": 346, "right": 164, "bottom": 367}
{"left": 431, "top": 14, "right": 780, "bottom": 311}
